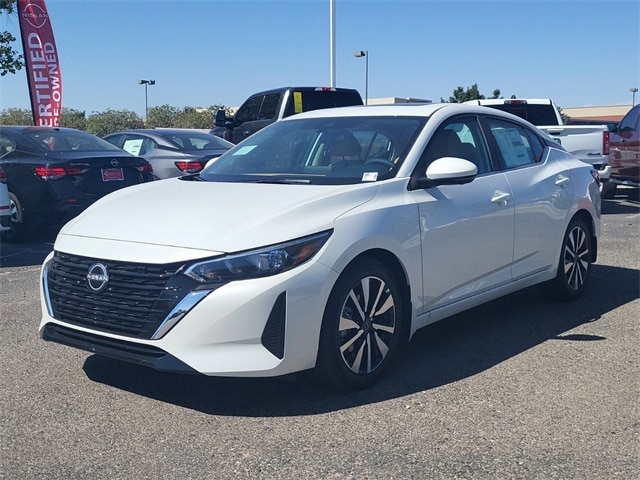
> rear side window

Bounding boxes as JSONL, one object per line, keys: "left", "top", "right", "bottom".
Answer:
{"left": 0, "top": 134, "right": 16, "bottom": 157}
{"left": 486, "top": 118, "right": 542, "bottom": 168}
{"left": 122, "top": 135, "right": 157, "bottom": 156}
{"left": 257, "top": 93, "right": 281, "bottom": 120}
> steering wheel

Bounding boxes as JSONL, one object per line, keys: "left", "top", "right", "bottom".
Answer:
{"left": 364, "top": 158, "right": 395, "bottom": 169}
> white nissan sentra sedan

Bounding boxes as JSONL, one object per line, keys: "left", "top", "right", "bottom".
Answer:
{"left": 39, "top": 103, "right": 601, "bottom": 389}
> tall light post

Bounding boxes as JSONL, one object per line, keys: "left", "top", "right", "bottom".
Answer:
{"left": 353, "top": 50, "right": 368, "bottom": 105}
{"left": 138, "top": 79, "right": 155, "bottom": 122}
{"left": 630, "top": 87, "right": 638, "bottom": 105}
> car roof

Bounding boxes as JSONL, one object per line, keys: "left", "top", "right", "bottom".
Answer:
{"left": 284, "top": 102, "right": 518, "bottom": 120}
{"left": 247, "top": 86, "right": 361, "bottom": 96}
{"left": 0, "top": 125, "right": 87, "bottom": 133}
{"left": 107, "top": 129, "right": 213, "bottom": 135}
{"left": 465, "top": 98, "right": 555, "bottom": 106}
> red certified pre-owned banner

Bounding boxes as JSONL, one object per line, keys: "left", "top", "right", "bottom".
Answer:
{"left": 18, "top": 0, "right": 62, "bottom": 127}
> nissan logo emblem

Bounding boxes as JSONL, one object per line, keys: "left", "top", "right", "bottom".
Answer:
{"left": 87, "top": 263, "right": 109, "bottom": 293}
{"left": 110, "top": 159, "right": 119, "bottom": 166}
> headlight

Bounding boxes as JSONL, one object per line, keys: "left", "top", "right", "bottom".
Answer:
{"left": 184, "top": 230, "right": 332, "bottom": 284}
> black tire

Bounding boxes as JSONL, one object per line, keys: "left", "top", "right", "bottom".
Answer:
{"left": 548, "top": 217, "right": 593, "bottom": 301}
{"left": 600, "top": 180, "right": 617, "bottom": 199}
{"left": 316, "top": 258, "right": 403, "bottom": 390}
{"left": 0, "top": 192, "right": 24, "bottom": 243}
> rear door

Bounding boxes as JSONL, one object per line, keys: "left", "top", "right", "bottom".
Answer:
{"left": 482, "top": 116, "right": 572, "bottom": 280}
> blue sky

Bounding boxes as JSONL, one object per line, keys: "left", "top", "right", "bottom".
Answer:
{"left": 1, "top": 0, "right": 638, "bottom": 117}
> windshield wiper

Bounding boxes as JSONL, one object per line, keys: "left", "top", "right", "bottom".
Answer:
{"left": 250, "top": 178, "right": 311, "bottom": 184}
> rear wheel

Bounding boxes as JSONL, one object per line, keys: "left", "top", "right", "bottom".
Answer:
{"left": 0, "top": 192, "right": 24, "bottom": 242}
{"left": 600, "top": 180, "right": 617, "bottom": 199}
{"left": 316, "top": 258, "right": 403, "bottom": 390}
{"left": 548, "top": 217, "right": 593, "bottom": 301}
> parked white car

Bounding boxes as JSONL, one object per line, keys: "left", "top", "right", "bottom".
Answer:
{"left": 0, "top": 167, "right": 11, "bottom": 232}
{"left": 39, "top": 103, "right": 601, "bottom": 389}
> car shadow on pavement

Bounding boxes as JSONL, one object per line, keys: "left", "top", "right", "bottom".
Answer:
{"left": 82, "top": 261, "right": 639, "bottom": 417}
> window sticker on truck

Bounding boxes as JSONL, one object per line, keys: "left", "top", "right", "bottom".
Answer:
{"left": 294, "top": 92, "right": 303, "bottom": 114}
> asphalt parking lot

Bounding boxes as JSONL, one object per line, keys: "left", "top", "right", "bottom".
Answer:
{"left": 1, "top": 189, "right": 638, "bottom": 480}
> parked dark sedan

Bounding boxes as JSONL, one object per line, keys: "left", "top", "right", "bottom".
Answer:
{"left": 0, "top": 126, "right": 153, "bottom": 241}
{"left": 104, "top": 129, "right": 233, "bottom": 179}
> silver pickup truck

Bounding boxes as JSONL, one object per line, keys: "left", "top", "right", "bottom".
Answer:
{"left": 466, "top": 98, "right": 611, "bottom": 190}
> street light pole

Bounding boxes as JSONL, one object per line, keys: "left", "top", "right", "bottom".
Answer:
{"left": 138, "top": 79, "right": 155, "bottom": 122}
{"left": 353, "top": 50, "right": 368, "bottom": 105}
{"left": 630, "top": 87, "right": 638, "bottom": 105}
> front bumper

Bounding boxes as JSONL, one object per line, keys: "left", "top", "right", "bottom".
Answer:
{"left": 39, "top": 250, "right": 338, "bottom": 377}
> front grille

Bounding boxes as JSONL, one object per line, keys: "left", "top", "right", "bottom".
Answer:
{"left": 46, "top": 252, "right": 192, "bottom": 339}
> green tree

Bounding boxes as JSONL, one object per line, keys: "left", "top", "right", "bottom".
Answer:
{"left": 174, "top": 107, "right": 213, "bottom": 129}
{"left": 85, "top": 109, "right": 144, "bottom": 136}
{"left": 146, "top": 104, "right": 179, "bottom": 128}
{"left": 0, "top": 0, "right": 24, "bottom": 76}
{"left": 60, "top": 108, "right": 88, "bottom": 130}
{"left": 441, "top": 84, "right": 501, "bottom": 103}
{"left": 0, "top": 107, "right": 33, "bottom": 125}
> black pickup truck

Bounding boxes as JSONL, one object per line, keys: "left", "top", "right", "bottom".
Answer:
{"left": 214, "top": 87, "right": 363, "bottom": 144}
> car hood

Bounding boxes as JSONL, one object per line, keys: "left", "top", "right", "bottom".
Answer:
{"left": 58, "top": 178, "right": 379, "bottom": 254}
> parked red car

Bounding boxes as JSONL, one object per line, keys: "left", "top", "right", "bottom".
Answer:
{"left": 602, "top": 104, "right": 640, "bottom": 198}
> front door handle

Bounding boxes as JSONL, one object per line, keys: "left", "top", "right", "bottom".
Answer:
{"left": 491, "top": 191, "right": 512, "bottom": 206}
{"left": 555, "top": 175, "right": 570, "bottom": 187}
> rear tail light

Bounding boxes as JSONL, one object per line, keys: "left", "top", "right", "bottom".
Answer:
{"left": 591, "top": 169, "right": 601, "bottom": 187}
{"left": 602, "top": 130, "right": 610, "bottom": 156}
{"left": 315, "top": 87, "right": 337, "bottom": 92}
{"left": 33, "top": 166, "right": 89, "bottom": 180}
{"left": 0, "top": 167, "right": 6, "bottom": 183}
{"left": 136, "top": 164, "right": 153, "bottom": 173}
{"left": 174, "top": 161, "right": 205, "bottom": 173}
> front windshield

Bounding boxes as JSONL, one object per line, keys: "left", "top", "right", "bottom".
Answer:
{"left": 199, "top": 116, "right": 426, "bottom": 185}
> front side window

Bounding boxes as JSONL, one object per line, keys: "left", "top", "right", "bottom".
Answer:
{"left": 200, "top": 116, "right": 426, "bottom": 185}
{"left": 234, "top": 95, "right": 264, "bottom": 126}
{"left": 416, "top": 116, "right": 492, "bottom": 175}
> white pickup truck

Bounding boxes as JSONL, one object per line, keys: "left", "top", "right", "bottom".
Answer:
{"left": 466, "top": 98, "right": 611, "bottom": 188}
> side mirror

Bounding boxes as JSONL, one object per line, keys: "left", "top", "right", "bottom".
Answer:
{"left": 410, "top": 157, "right": 478, "bottom": 190}
{"left": 214, "top": 110, "right": 232, "bottom": 128}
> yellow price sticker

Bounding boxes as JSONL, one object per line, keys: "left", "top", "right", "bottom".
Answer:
{"left": 293, "top": 91, "right": 303, "bottom": 113}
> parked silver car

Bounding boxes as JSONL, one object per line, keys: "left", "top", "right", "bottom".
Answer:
{"left": 104, "top": 129, "right": 233, "bottom": 179}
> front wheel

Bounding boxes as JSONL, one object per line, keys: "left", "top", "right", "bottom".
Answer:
{"left": 548, "top": 217, "right": 593, "bottom": 301}
{"left": 316, "top": 258, "right": 404, "bottom": 390}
